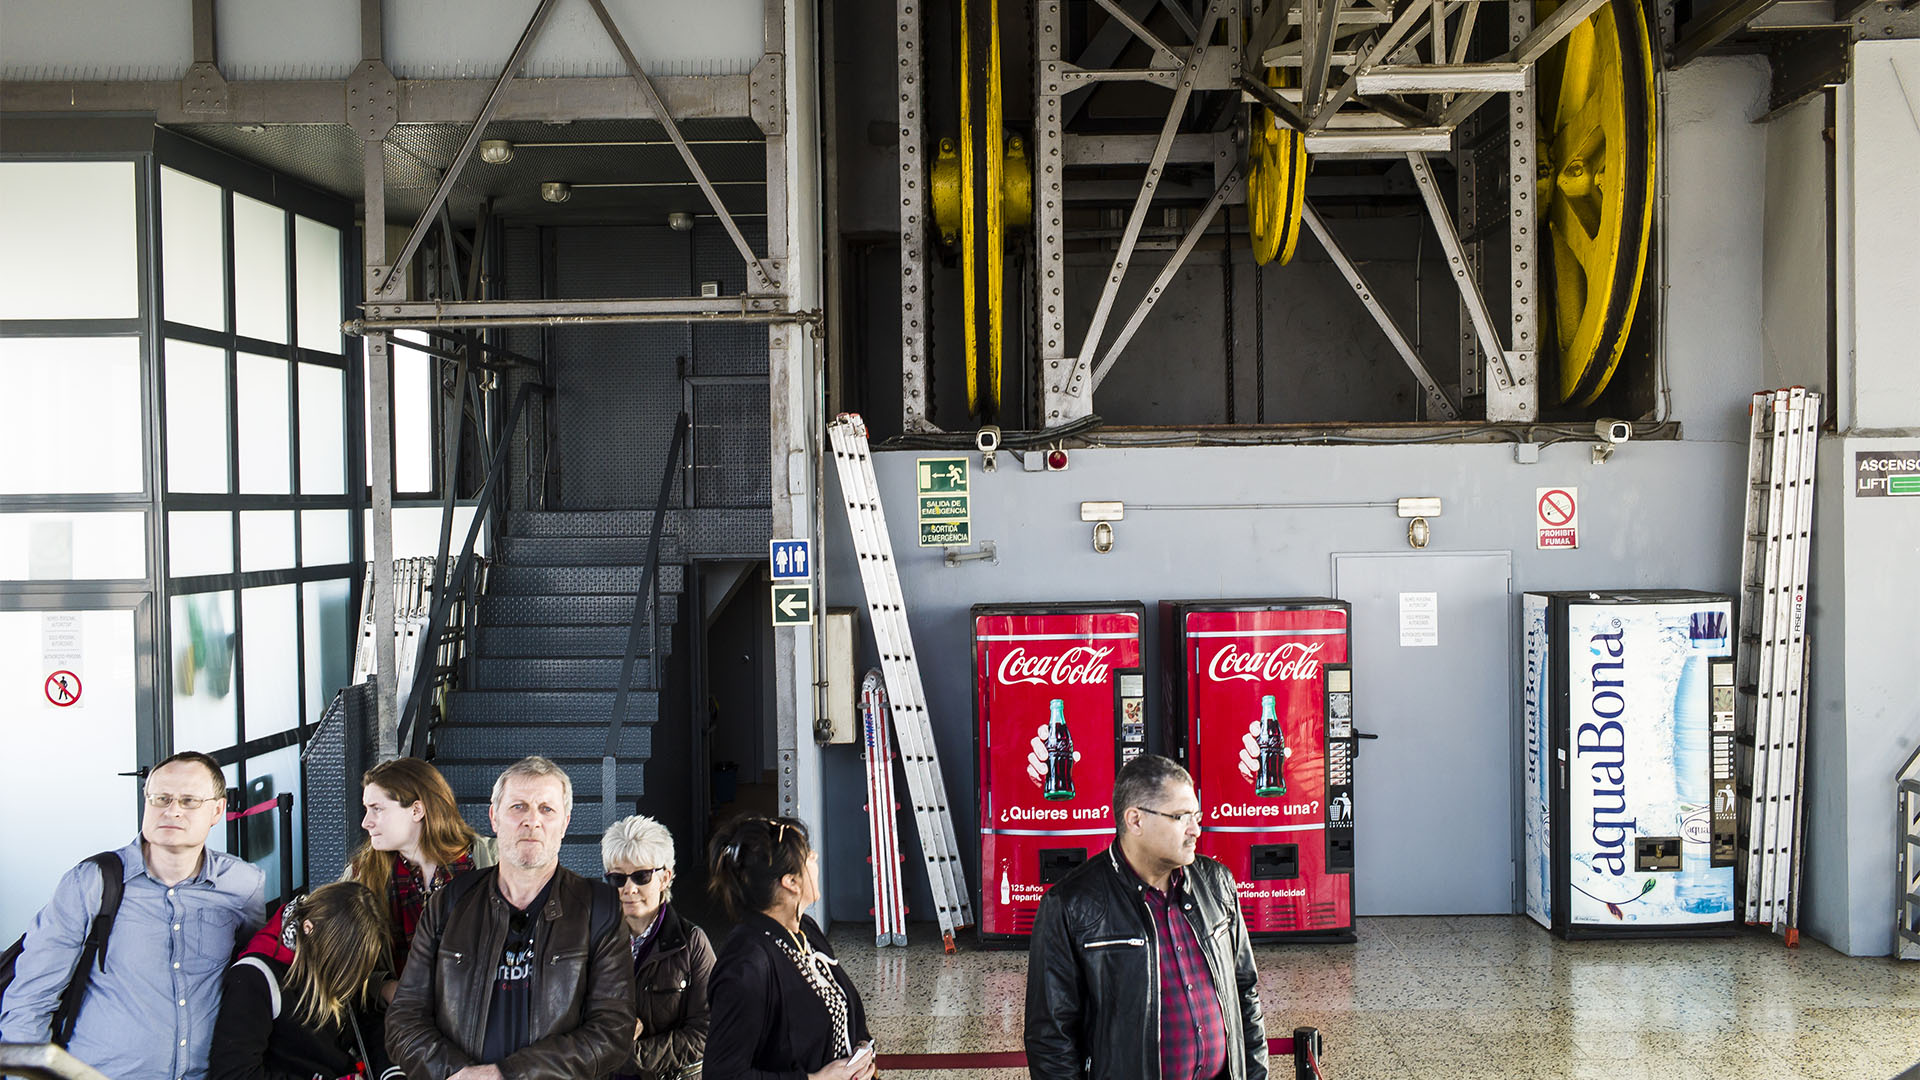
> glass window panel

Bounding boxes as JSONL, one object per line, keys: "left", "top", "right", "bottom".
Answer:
{"left": 0, "top": 337, "right": 144, "bottom": 495}
{"left": 0, "top": 609, "right": 140, "bottom": 941}
{"left": 170, "top": 591, "right": 239, "bottom": 752}
{"left": 161, "top": 167, "right": 227, "bottom": 331}
{"left": 237, "top": 352, "right": 291, "bottom": 494}
{"left": 240, "top": 510, "right": 295, "bottom": 571}
{"left": 394, "top": 332, "right": 434, "bottom": 494}
{"left": 0, "top": 512, "right": 146, "bottom": 580}
{"left": 206, "top": 763, "right": 240, "bottom": 856}
{"left": 298, "top": 363, "right": 346, "bottom": 495}
{"left": 242, "top": 746, "right": 305, "bottom": 899}
{"left": 303, "top": 577, "right": 353, "bottom": 730}
{"left": 232, "top": 194, "right": 288, "bottom": 344}
{"left": 300, "top": 509, "right": 350, "bottom": 566}
{"left": 365, "top": 506, "right": 485, "bottom": 559}
{"left": 164, "top": 338, "right": 230, "bottom": 494}
{"left": 241, "top": 585, "right": 299, "bottom": 741}
{"left": 295, "top": 216, "right": 343, "bottom": 354}
{"left": 0, "top": 161, "right": 138, "bottom": 321}
{"left": 168, "top": 511, "right": 233, "bottom": 579}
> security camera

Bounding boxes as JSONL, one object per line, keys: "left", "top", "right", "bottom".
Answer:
{"left": 1594, "top": 419, "right": 1632, "bottom": 445}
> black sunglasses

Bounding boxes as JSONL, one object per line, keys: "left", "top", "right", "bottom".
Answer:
{"left": 604, "top": 867, "right": 668, "bottom": 888}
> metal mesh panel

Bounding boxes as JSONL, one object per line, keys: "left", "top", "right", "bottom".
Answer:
{"left": 692, "top": 382, "right": 770, "bottom": 508}
{"left": 550, "top": 226, "right": 692, "bottom": 509}
{"left": 445, "top": 689, "right": 658, "bottom": 725}
{"left": 691, "top": 219, "right": 770, "bottom": 377}
{"left": 302, "top": 683, "right": 378, "bottom": 884}
{"left": 435, "top": 720, "right": 652, "bottom": 758}
{"left": 502, "top": 224, "right": 547, "bottom": 511}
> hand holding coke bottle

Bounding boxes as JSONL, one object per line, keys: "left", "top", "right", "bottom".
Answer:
{"left": 1026, "top": 725, "right": 1082, "bottom": 791}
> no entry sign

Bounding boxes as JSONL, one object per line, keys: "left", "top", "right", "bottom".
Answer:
{"left": 1536, "top": 487, "right": 1578, "bottom": 549}
{"left": 45, "top": 669, "right": 82, "bottom": 707}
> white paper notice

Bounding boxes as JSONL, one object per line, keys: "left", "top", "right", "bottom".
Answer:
{"left": 1399, "top": 592, "right": 1438, "bottom": 647}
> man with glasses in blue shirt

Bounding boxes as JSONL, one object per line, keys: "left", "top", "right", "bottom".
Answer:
{"left": 1, "top": 750, "right": 266, "bottom": 1080}
{"left": 1024, "top": 753, "right": 1268, "bottom": 1080}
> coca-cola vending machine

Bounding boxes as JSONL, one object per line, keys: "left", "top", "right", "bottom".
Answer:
{"left": 1162, "top": 600, "right": 1356, "bottom": 941}
{"left": 974, "top": 602, "right": 1146, "bottom": 943}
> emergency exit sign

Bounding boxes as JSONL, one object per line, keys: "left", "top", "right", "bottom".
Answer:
{"left": 917, "top": 457, "right": 970, "bottom": 546}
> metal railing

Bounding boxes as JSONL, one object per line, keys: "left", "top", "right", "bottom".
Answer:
{"left": 397, "top": 382, "right": 549, "bottom": 757}
{"left": 603, "top": 411, "right": 689, "bottom": 830}
{"left": 1898, "top": 743, "right": 1920, "bottom": 960}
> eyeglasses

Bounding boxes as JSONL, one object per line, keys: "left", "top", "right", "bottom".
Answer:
{"left": 603, "top": 868, "right": 668, "bottom": 888}
{"left": 1136, "top": 805, "right": 1203, "bottom": 828}
{"left": 146, "top": 793, "right": 219, "bottom": 810}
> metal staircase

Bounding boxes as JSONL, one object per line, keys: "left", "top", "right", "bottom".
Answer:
{"left": 437, "top": 510, "right": 685, "bottom": 876}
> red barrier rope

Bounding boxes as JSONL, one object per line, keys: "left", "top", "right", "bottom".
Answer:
{"left": 225, "top": 797, "right": 282, "bottom": 822}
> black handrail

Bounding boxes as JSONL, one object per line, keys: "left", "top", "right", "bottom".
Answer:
{"left": 604, "top": 411, "right": 690, "bottom": 830}
{"left": 397, "top": 382, "right": 548, "bottom": 756}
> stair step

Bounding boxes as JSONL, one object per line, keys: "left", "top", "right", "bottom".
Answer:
{"left": 444, "top": 690, "right": 658, "bottom": 726}
{"left": 489, "top": 565, "right": 685, "bottom": 597}
{"left": 477, "top": 593, "right": 679, "bottom": 626}
{"left": 474, "top": 625, "right": 652, "bottom": 658}
{"left": 499, "top": 536, "right": 686, "bottom": 566}
{"left": 433, "top": 721, "right": 652, "bottom": 759}
{"left": 506, "top": 511, "right": 681, "bottom": 538}
{"left": 469, "top": 657, "right": 655, "bottom": 691}
{"left": 558, "top": 840, "right": 617, "bottom": 878}
{"left": 436, "top": 759, "right": 650, "bottom": 801}
{"left": 681, "top": 508, "right": 773, "bottom": 559}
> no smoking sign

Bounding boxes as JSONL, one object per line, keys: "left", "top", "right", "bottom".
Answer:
{"left": 1536, "top": 487, "right": 1578, "bottom": 549}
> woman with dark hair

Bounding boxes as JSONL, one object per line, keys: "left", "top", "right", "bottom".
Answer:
{"left": 704, "top": 816, "right": 874, "bottom": 1080}
{"left": 208, "top": 881, "right": 400, "bottom": 1080}
{"left": 604, "top": 814, "right": 714, "bottom": 1080}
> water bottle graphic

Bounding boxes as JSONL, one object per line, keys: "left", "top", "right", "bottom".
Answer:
{"left": 1255, "top": 694, "right": 1287, "bottom": 797}
{"left": 1673, "top": 610, "right": 1727, "bottom": 913}
{"left": 1042, "top": 699, "right": 1076, "bottom": 801}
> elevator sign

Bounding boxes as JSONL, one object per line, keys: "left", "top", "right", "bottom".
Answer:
{"left": 1855, "top": 452, "right": 1920, "bottom": 497}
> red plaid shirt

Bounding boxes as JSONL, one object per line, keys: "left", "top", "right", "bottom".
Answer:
{"left": 1120, "top": 851, "right": 1228, "bottom": 1080}
{"left": 390, "top": 851, "right": 475, "bottom": 973}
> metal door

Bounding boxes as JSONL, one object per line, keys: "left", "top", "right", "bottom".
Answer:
{"left": 1332, "top": 552, "right": 1514, "bottom": 915}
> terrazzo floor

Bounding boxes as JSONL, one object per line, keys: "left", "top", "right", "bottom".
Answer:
{"left": 830, "top": 915, "right": 1920, "bottom": 1080}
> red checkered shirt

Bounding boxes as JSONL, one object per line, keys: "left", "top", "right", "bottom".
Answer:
{"left": 1120, "top": 851, "right": 1228, "bottom": 1080}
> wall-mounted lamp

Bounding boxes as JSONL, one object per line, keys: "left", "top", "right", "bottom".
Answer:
{"left": 540, "top": 181, "right": 572, "bottom": 203}
{"left": 1396, "top": 496, "right": 1441, "bottom": 550}
{"left": 479, "top": 139, "right": 516, "bottom": 165}
{"left": 1081, "top": 501, "right": 1123, "bottom": 553}
{"left": 668, "top": 211, "right": 696, "bottom": 231}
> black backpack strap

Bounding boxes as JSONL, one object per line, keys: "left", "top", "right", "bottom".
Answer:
{"left": 51, "top": 852, "right": 124, "bottom": 1046}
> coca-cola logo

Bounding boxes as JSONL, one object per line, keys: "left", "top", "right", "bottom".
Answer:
{"left": 1206, "top": 641, "right": 1324, "bottom": 683}
{"left": 996, "top": 646, "right": 1115, "bottom": 687}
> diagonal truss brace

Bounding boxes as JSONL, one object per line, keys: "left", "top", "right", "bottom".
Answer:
{"left": 1406, "top": 152, "right": 1515, "bottom": 389}
{"left": 1301, "top": 202, "right": 1460, "bottom": 419}
{"left": 373, "top": 0, "right": 560, "bottom": 297}
{"left": 585, "top": 0, "right": 780, "bottom": 292}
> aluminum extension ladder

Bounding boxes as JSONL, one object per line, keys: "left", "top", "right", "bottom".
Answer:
{"left": 861, "top": 669, "right": 909, "bottom": 946}
{"left": 1733, "top": 387, "right": 1821, "bottom": 941}
{"left": 828, "top": 413, "right": 976, "bottom": 950}
{"left": 1898, "top": 744, "right": 1920, "bottom": 960}
{"left": 351, "top": 558, "right": 437, "bottom": 718}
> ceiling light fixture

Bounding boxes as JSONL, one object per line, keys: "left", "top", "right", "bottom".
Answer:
{"left": 479, "top": 139, "right": 516, "bottom": 165}
{"left": 540, "top": 182, "right": 572, "bottom": 203}
{"left": 668, "top": 212, "right": 695, "bottom": 231}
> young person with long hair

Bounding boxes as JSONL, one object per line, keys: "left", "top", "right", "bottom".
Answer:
{"left": 704, "top": 816, "right": 873, "bottom": 1080}
{"left": 347, "top": 757, "right": 496, "bottom": 974}
{"left": 208, "top": 881, "right": 399, "bottom": 1080}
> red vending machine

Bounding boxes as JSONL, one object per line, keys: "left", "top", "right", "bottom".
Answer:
{"left": 974, "top": 602, "right": 1146, "bottom": 943}
{"left": 1162, "top": 600, "right": 1356, "bottom": 941}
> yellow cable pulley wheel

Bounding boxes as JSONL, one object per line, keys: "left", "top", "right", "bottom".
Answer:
{"left": 1535, "top": 0, "right": 1658, "bottom": 407}
{"left": 1247, "top": 69, "right": 1307, "bottom": 267}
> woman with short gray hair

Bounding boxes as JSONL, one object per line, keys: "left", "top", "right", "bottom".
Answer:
{"left": 603, "top": 814, "right": 714, "bottom": 1080}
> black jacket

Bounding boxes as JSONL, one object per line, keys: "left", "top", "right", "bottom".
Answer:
{"left": 704, "top": 913, "right": 870, "bottom": 1080}
{"left": 1023, "top": 845, "right": 1268, "bottom": 1080}
{"left": 629, "top": 904, "right": 716, "bottom": 1080}
{"left": 386, "top": 867, "right": 635, "bottom": 1080}
{"left": 207, "top": 955, "right": 399, "bottom": 1080}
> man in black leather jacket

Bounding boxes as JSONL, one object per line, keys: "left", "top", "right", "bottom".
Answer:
{"left": 388, "top": 757, "right": 635, "bottom": 1080}
{"left": 1024, "top": 754, "right": 1268, "bottom": 1080}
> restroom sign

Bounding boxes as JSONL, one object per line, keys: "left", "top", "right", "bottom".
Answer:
{"left": 1536, "top": 487, "right": 1578, "bottom": 549}
{"left": 45, "top": 670, "right": 82, "bottom": 707}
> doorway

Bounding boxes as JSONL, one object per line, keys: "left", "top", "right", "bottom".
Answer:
{"left": 1332, "top": 551, "right": 1515, "bottom": 915}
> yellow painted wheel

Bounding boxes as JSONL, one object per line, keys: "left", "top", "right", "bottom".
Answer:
{"left": 1536, "top": 0, "right": 1657, "bottom": 407}
{"left": 1247, "top": 70, "right": 1307, "bottom": 267}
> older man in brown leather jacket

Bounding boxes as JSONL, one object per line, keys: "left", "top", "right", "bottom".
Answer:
{"left": 388, "top": 756, "right": 635, "bottom": 1080}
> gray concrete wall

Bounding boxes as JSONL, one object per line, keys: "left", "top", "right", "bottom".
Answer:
{"left": 1847, "top": 42, "right": 1920, "bottom": 431}
{"left": 1761, "top": 94, "right": 1830, "bottom": 394}
{"left": 822, "top": 437, "right": 1751, "bottom": 925}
